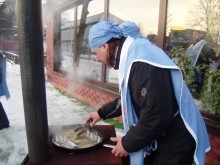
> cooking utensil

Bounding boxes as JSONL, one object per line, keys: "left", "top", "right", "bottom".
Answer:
{"left": 103, "top": 143, "right": 115, "bottom": 149}
{"left": 50, "top": 124, "right": 105, "bottom": 153}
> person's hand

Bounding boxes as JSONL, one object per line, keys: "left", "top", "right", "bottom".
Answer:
{"left": 86, "top": 111, "right": 101, "bottom": 127}
{"left": 111, "top": 137, "right": 128, "bottom": 157}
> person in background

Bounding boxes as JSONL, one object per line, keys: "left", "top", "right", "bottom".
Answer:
{"left": 0, "top": 52, "right": 10, "bottom": 130}
{"left": 86, "top": 21, "right": 210, "bottom": 165}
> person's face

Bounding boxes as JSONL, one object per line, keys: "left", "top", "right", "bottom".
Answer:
{"left": 92, "top": 43, "right": 109, "bottom": 66}
{"left": 92, "top": 41, "right": 118, "bottom": 68}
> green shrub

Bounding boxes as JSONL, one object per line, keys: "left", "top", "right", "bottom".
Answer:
{"left": 170, "top": 46, "right": 197, "bottom": 97}
{"left": 201, "top": 69, "right": 220, "bottom": 115}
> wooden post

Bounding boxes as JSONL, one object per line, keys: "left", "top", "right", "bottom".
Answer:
{"left": 157, "top": 0, "right": 168, "bottom": 49}
{"left": 16, "top": 0, "right": 49, "bottom": 163}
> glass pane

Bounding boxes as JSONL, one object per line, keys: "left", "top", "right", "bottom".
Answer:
{"left": 166, "top": 0, "right": 220, "bottom": 115}
{"left": 75, "top": 0, "right": 105, "bottom": 81}
{"left": 60, "top": 8, "right": 74, "bottom": 74}
{"left": 107, "top": 0, "right": 160, "bottom": 84}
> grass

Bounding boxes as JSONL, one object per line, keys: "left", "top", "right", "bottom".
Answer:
{"left": 104, "top": 118, "right": 124, "bottom": 130}
{"left": 56, "top": 87, "right": 95, "bottom": 107}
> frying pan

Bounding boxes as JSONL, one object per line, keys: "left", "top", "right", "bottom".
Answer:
{"left": 50, "top": 124, "right": 105, "bottom": 153}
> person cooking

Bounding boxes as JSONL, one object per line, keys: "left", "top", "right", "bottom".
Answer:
{"left": 86, "top": 21, "right": 210, "bottom": 165}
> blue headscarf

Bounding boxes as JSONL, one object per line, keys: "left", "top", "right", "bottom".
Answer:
{"left": 89, "top": 21, "right": 122, "bottom": 51}
{"left": 119, "top": 21, "right": 141, "bottom": 38}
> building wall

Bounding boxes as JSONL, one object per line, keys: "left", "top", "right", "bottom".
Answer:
{"left": 0, "top": 40, "right": 19, "bottom": 53}
{"left": 206, "top": 129, "right": 220, "bottom": 164}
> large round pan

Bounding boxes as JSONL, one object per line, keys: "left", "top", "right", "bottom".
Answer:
{"left": 50, "top": 124, "right": 105, "bottom": 153}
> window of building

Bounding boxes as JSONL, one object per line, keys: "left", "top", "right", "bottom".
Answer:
{"left": 166, "top": 0, "right": 220, "bottom": 116}
{"left": 107, "top": 0, "right": 160, "bottom": 84}
{"left": 60, "top": 8, "right": 74, "bottom": 75}
{"left": 53, "top": 0, "right": 162, "bottom": 91}
{"left": 53, "top": 0, "right": 105, "bottom": 82}
{"left": 75, "top": 0, "right": 105, "bottom": 82}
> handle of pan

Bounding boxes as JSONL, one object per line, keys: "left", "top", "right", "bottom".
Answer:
{"left": 103, "top": 143, "right": 116, "bottom": 149}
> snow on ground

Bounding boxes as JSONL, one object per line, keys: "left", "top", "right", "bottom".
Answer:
{"left": 0, "top": 61, "right": 124, "bottom": 165}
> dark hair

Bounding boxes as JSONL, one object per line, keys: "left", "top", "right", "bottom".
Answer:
{"left": 106, "top": 39, "right": 120, "bottom": 67}
{"left": 107, "top": 37, "right": 120, "bottom": 43}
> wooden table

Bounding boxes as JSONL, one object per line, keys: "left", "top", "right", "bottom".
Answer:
{"left": 22, "top": 125, "right": 130, "bottom": 165}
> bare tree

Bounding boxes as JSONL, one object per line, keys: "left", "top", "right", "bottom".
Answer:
{"left": 189, "top": 0, "right": 220, "bottom": 43}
